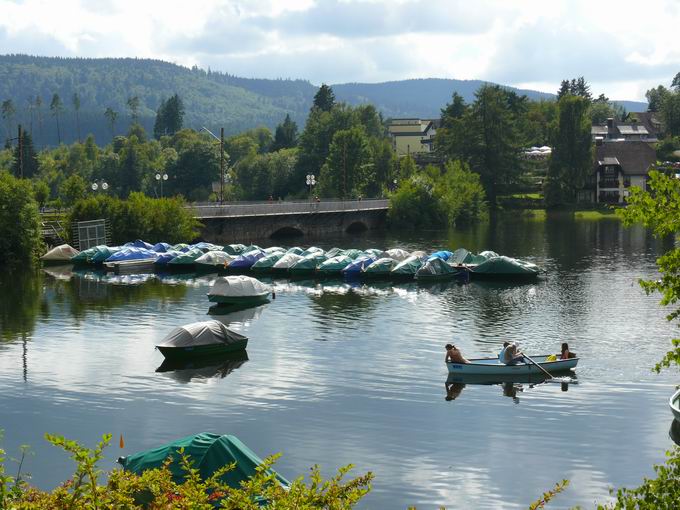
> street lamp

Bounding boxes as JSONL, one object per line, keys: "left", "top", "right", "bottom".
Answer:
{"left": 201, "top": 126, "right": 226, "bottom": 204}
{"left": 156, "top": 172, "right": 168, "bottom": 198}
{"left": 91, "top": 180, "right": 109, "bottom": 192}
{"left": 306, "top": 174, "right": 316, "bottom": 198}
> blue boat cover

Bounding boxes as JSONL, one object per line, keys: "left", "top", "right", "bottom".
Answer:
{"left": 154, "top": 250, "right": 182, "bottom": 266}
{"left": 152, "top": 242, "right": 172, "bottom": 253}
{"left": 105, "top": 247, "right": 158, "bottom": 263}
{"left": 428, "top": 250, "right": 453, "bottom": 261}
{"left": 229, "top": 251, "right": 265, "bottom": 268}
{"left": 342, "top": 255, "right": 376, "bottom": 274}
{"left": 125, "top": 239, "right": 154, "bottom": 250}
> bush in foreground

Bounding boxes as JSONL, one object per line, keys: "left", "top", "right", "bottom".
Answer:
{"left": 69, "top": 192, "right": 201, "bottom": 245}
{"left": 0, "top": 172, "right": 43, "bottom": 265}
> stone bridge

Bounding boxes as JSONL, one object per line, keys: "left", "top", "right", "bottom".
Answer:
{"left": 193, "top": 199, "right": 389, "bottom": 243}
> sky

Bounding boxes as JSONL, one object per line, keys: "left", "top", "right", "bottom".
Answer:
{"left": 1, "top": 0, "right": 678, "bottom": 101}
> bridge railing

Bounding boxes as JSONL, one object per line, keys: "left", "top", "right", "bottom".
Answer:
{"left": 191, "top": 199, "right": 390, "bottom": 218}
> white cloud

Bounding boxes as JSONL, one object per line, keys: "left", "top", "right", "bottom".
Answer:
{"left": 0, "top": 0, "right": 678, "bottom": 100}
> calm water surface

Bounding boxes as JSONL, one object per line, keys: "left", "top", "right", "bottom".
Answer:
{"left": 1, "top": 215, "right": 678, "bottom": 509}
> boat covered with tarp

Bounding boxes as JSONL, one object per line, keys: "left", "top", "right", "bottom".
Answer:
{"left": 447, "top": 354, "right": 578, "bottom": 375}
{"left": 152, "top": 242, "right": 173, "bottom": 253}
{"left": 251, "top": 252, "right": 285, "bottom": 272}
{"left": 208, "top": 275, "right": 271, "bottom": 305}
{"left": 167, "top": 247, "right": 204, "bottom": 267}
{"left": 192, "top": 242, "right": 223, "bottom": 253}
{"left": 385, "top": 248, "right": 411, "bottom": 262}
{"left": 416, "top": 257, "right": 460, "bottom": 280}
{"left": 289, "top": 253, "right": 328, "bottom": 274}
{"left": 228, "top": 250, "right": 265, "bottom": 270}
{"left": 125, "top": 239, "right": 154, "bottom": 250}
{"left": 156, "top": 320, "right": 247, "bottom": 359}
{"left": 41, "top": 244, "right": 79, "bottom": 263}
{"left": 223, "top": 243, "right": 247, "bottom": 255}
{"left": 105, "top": 247, "right": 158, "bottom": 263}
{"left": 286, "top": 246, "right": 304, "bottom": 255}
{"left": 467, "top": 255, "right": 540, "bottom": 280}
{"left": 195, "top": 251, "right": 235, "bottom": 271}
{"left": 391, "top": 255, "right": 425, "bottom": 278}
{"left": 272, "top": 253, "right": 304, "bottom": 272}
{"left": 363, "top": 248, "right": 386, "bottom": 258}
{"left": 71, "top": 245, "right": 113, "bottom": 265}
{"left": 118, "top": 432, "right": 290, "bottom": 490}
{"left": 428, "top": 250, "right": 453, "bottom": 261}
{"left": 324, "top": 247, "right": 343, "bottom": 258}
{"left": 342, "top": 255, "right": 376, "bottom": 276}
{"left": 343, "top": 249, "right": 364, "bottom": 260}
{"left": 301, "top": 246, "right": 324, "bottom": 256}
{"left": 362, "top": 257, "right": 397, "bottom": 278}
{"left": 154, "top": 250, "right": 182, "bottom": 267}
{"left": 317, "top": 255, "right": 353, "bottom": 275}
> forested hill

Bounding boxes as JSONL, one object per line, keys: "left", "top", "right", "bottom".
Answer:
{"left": 0, "top": 55, "right": 646, "bottom": 147}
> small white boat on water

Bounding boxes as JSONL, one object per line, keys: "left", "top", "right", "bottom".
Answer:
{"left": 447, "top": 354, "right": 578, "bottom": 375}
{"left": 671, "top": 387, "right": 680, "bottom": 423}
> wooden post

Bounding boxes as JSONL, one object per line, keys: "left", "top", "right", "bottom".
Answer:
{"left": 220, "top": 127, "right": 224, "bottom": 204}
{"left": 18, "top": 124, "right": 23, "bottom": 178}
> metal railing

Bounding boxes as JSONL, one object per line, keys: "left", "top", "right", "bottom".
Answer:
{"left": 191, "top": 199, "right": 390, "bottom": 218}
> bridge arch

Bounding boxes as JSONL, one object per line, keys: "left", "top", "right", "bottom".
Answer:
{"left": 270, "top": 226, "right": 305, "bottom": 239}
{"left": 345, "top": 221, "right": 368, "bottom": 233}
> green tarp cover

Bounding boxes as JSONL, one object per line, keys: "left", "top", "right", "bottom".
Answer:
{"left": 391, "top": 255, "right": 424, "bottom": 275}
{"left": 286, "top": 246, "right": 304, "bottom": 255}
{"left": 472, "top": 256, "right": 539, "bottom": 275}
{"left": 363, "top": 257, "right": 397, "bottom": 274}
{"left": 290, "top": 253, "right": 327, "bottom": 271}
{"left": 449, "top": 248, "right": 473, "bottom": 265}
{"left": 71, "top": 245, "right": 111, "bottom": 264}
{"left": 363, "top": 248, "right": 384, "bottom": 258}
{"left": 416, "top": 257, "right": 458, "bottom": 277}
{"left": 119, "top": 432, "right": 290, "bottom": 489}
{"left": 223, "top": 244, "right": 247, "bottom": 255}
{"left": 168, "top": 247, "right": 204, "bottom": 265}
{"left": 324, "top": 247, "right": 343, "bottom": 258}
{"left": 318, "top": 255, "right": 353, "bottom": 272}
{"left": 342, "top": 249, "right": 363, "bottom": 260}
{"left": 251, "top": 252, "right": 284, "bottom": 269}
{"left": 301, "top": 246, "right": 324, "bottom": 256}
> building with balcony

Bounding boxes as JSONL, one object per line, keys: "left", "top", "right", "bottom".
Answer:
{"left": 387, "top": 118, "right": 438, "bottom": 156}
{"left": 579, "top": 141, "right": 657, "bottom": 204}
{"left": 591, "top": 116, "right": 660, "bottom": 143}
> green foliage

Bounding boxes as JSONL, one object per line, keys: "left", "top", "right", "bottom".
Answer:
{"left": 319, "top": 126, "right": 371, "bottom": 198}
{"left": 528, "top": 479, "right": 569, "bottom": 510}
{"left": 617, "top": 170, "right": 680, "bottom": 370}
{"left": 313, "top": 84, "right": 336, "bottom": 112}
{"left": 556, "top": 77, "right": 592, "bottom": 102}
{"left": 0, "top": 433, "right": 373, "bottom": 509}
{"left": 544, "top": 95, "right": 593, "bottom": 207}
{"left": 389, "top": 161, "right": 486, "bottom": 229}
{"left": 0, "top": 171, "right": 43, "bottom": 265}
{"left": 153, "top": 94, "right": 184, "bottom": 139}
{"left": 31, "top": 179, "right": 50, "bottom": 208}
{"left": 272, "top": 113, "right": 298, "bottom": 150}
{"left": 656, "top": 136, "right": 680, "bottom": 162}
{"left": 234, "top": 148, "right": 298, "bottom": 200}
{"left": 69, "top": 193, "right": 200, "bottom": 245}
{"left": 58, "top": 174, "right": 88, "bottom": 206}
{"left": 11, "top": 131, "right": 39, "bottom": 179}
{"left": 646, "top": 85, "right": 669, "bottom": 113}
{"left": 596, "top": 448, "right": 680, "bottom": 509}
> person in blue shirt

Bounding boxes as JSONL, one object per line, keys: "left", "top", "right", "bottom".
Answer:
{"left": 498, "top": 341, "right": 510, "bottom": 362}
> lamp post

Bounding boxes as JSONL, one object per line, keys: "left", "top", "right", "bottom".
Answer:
{"left": 201, "top": 126, "right": 225, "bottom": 204}
{"left": 155, "top": 172, "right": 168, "bottom": 198}
{"left": 306, "top": 174, "right": 316, "bottom": 198}
{"left": 91, "top": 180, "right": 109, "bottom": 192}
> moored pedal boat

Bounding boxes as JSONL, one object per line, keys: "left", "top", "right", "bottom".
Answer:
{"left": 671, "top": 387, "right": 680, "bottom": 423}
{"left": 447, "top": 354, "right": 578, "bottom": 375}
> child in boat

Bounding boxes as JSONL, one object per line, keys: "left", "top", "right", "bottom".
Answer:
{"left": 498, "top": 341, "right": 510, "bottom": 361}
{"left": 560, "top": 343, "right": 575, "bottom": 359}
{"left": 445, "top": 344, "right": 470, "bottom": 364}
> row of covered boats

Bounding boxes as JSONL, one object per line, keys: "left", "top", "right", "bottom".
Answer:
{"left": 42, "top": 241, "right": 541, "bottom": 281}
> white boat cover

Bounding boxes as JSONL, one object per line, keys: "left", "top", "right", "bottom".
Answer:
{"left": 41, "top": 244, "right": 80, "bottom": 261}
{"left": 208, "top": 275, "right": 271, "bottom": 298}
{"left": 385, "top": 248, "right": 411, "bottom": 262}
{"left": 264, "top": 246, "right": 285, "bottom": 254}
{"left": 410, "top": 250, "right": 427, "bottom": 259}
{"left": 272, "top": 253, "right": 304, "bottom": 269}
{"left": 157, "top": 320, "right": 246, "bottom": 348}
{"left": 196, "top": 251, "right": 236, "bottom": 266}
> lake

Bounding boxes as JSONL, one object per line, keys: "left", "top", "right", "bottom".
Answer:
{"left": 0, "top": 214, "right": 678, "bottom": 509}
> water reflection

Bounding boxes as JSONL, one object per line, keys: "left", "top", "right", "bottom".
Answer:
{"left": 0, "top": 270, "right": 44, "bottom": 341}
{"left": 445, "top": 372, "right": 575, "bottom": 404}
{"left": 207, "top": 303, "right": 266, "bottom": 325}
{"left": 155, "top": 351, "right": 249, "bottom": 384}
{"left": 671, "top": 420, "right": 680, "bottom": 447}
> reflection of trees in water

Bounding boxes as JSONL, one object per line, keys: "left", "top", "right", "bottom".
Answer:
{"left": 63, "top": 274, "right": 188, "bottom": 320}
{"left": 0, "top": 270, "right": 45, "bottom": 341}
{"left": 307, "top": 284, "right": 379, "bottom": 324}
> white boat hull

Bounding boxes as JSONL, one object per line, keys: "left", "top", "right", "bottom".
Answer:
{"left": 447, "top": 354, "right": 578, "bottom": 375}
{"left": 671, "top": 388, "right": 680, "bottom": 423}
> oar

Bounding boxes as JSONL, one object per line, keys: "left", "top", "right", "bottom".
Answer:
{"left": 523, "top": 354, "right": 576, "bottom": 384}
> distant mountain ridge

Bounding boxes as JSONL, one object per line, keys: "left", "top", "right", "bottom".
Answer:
{"left": 0, "top": 55, "right": 647, "bottom": 147}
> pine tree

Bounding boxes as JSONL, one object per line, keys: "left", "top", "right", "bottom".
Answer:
{"left": 313, "top": 84, "right": 335, "bottom": 112}
{"left": 11, "top": 131, "right": 39, "bottom": 179}
{"left": 127, "top": 96, "right": 140, "bottom": 123}
{"left": 72, "top": 92, "right": 81, "bottom": 142}
{"left": 104, "top": 107, "right": 118, "bottom": 138}
{"left": 272, "top": 114, "right": 298, "bottom": 150}
{"left": 557, "top": 80, "right": 571, "bottom": 100}
{"left": 1, "top": 99, "right": 15, "bottom": 142}
{"left": 50, "top": 93, "right": 64, "bottom": 144}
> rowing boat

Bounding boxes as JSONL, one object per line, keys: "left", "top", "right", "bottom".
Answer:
{"left": 671, "top": 387, "right": 680, "bottom": 423}
{"left": 447, "top": 354, "right": 578, "bottom": 375}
